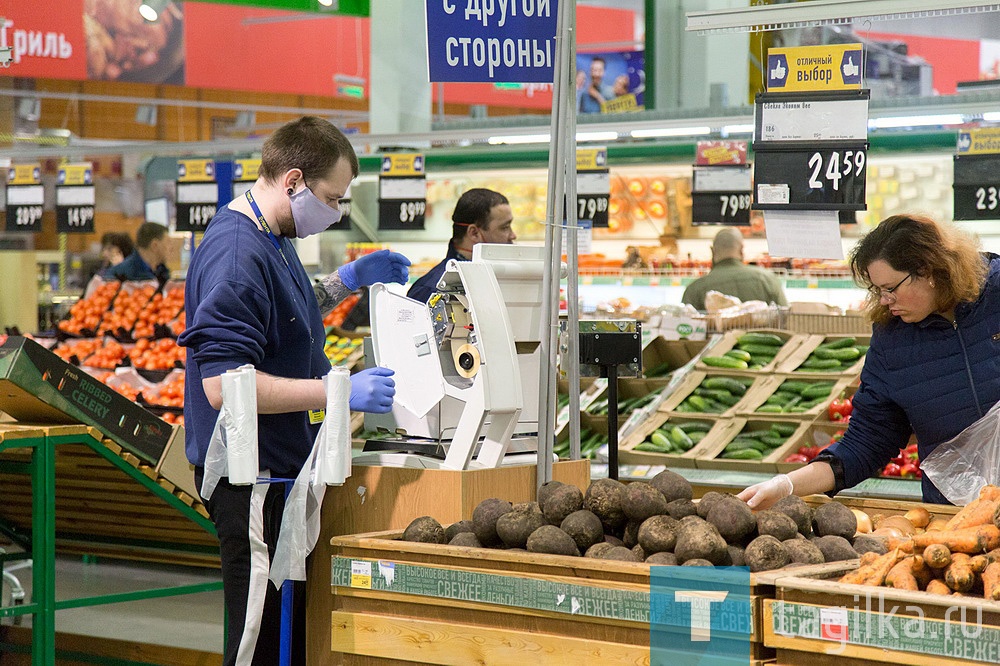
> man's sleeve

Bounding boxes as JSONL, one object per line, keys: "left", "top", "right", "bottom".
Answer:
{"left": 179, "top": 279, "right": 270, "bottom": 379}
{"left": 681, "top": 282, "right": 703, "bottom": 310}
{"left": 406, "top": 280, "right": 431, "bottom": 304}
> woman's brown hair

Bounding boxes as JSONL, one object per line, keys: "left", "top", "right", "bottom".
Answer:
{"left": 850, "top": 214, "right": 987, "bottom": 325}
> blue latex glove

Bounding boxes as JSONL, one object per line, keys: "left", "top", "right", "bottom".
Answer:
{"left": 339, "top": 249, "right": 411, "bottom": 290}
{"left": 349, "top": 366, "right": 396, "bottom": 413}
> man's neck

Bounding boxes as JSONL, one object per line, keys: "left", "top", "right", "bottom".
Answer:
{"left": 234, "top": 181, "right": 288, "bottom": 235}
{"left": 137, "top": 247, "right": 158, "bottom": 268}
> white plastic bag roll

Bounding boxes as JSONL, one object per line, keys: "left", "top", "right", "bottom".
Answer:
{"left": 269, "top": 367, "right": 352, "bottom": 588}
{"left": 200, "top": 364, "right": 258, "bottom": 500}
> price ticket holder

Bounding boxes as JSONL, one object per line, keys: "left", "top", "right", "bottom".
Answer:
{"left": 55, "top": 163, "right": 96, "bottom": 234}
{"left": 576, "top": 147, "right": 610, "bottom": 228}
{"left": 175, "top": 159, "right": 218, "bottom": 233}
{"left": 953, "top": 128, "right": 1000, "bottom": 221}
{"left": 5, "top": 164, "right": 44, "bottom": 234}
{"left": 691, "top": 141, "right": 751, "bottom": 226}
{"left": 378, "top": 153, "right": 426, "bottom": 231}
{"left": 576, "top": 320, "right": 641, "bottom": 480}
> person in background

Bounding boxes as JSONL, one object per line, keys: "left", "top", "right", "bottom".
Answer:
{"left": 97, "top": 232, "right": 134, "bottom": 279}
{"left": 575, "top": 69, "right": 587, "bottom": 114}
{"left": 108, "top": 222, "right": 171, "bottom": 284}
{"left": 407, "top": 188, "right": 515, "bottom": 303}
{"left": 612, "top": 73, "right": 631, "bottom": 98}
{"left": 739, "top": 214, "right": 1000, "bottom": 508}
{"left": 178, "top": 116, "right": 410, "bottom": 666}
{"left": 579, "top": 56, "right": 614, "bottom": 114}
{"left": 681, "top": 227, "right": 787, "bottom": 310}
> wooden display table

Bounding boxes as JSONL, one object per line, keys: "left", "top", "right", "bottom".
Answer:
{"left": 305, "top": 459, "right": 591, "bottom": 666}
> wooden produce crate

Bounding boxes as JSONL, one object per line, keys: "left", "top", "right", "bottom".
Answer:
{"left": 554, "top": 378, "right": 603, "bottom": 439}
{"left": 329, "top": 530, "right": 783, "bottom": 666}
{"left": 659, "top": 371, "right": 766, "bottom": 418}
{"left": 737, "top": 375, "right": 856, "bottom": 421}
{"left": 695, "top": 417, "right": 810, "bottom": 473}
{"left": 641, "top": 336, "right": 707, "bottom": 379}
{"left": 694, "top": 329, "right": 806, "bottom": 374}
{"left": 775, "top": 422, "right": 848, "bottom": 473}
{"left": 785, "top": 311, "right": 869, "bottom": 335}
{"left": 763, "top": 557, "right": 1000, "bottom": 665}
{"left": 619, "top": 412, "right": 739, "bottom": 468}
{"left": 778, "top": 334, "right": 871, "bottom": 377}
{"left": 812, "top": 381, "right": 859, "bottom": 424}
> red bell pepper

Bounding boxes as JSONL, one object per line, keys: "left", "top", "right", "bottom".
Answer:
{"left": 882, "top": 462, "right": 902, "bottom": 477}
{"left": 900, "top": 462, "right": 921, "bottom": 479}
{"left": 828, "top": 397, "right": 853, "bottom": 421}
{"left": 783, "top": 453, "right": 809, "bottom": 464}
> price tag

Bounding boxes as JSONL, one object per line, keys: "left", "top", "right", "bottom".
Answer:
{"left": 753, "top": 143, "right": 867, "bottom": 210}
{"left": 5, "top": 184, "right": 45, "bottom": 233}
{"left": 378, "top": 153, "right": 426, "bottom": 230}
{"left": 577, "top": 148, "right": 609, "bottom": 228}
{"left": 55, "top": 185, "right": 96, "bottom": 233}
{"left": 176, "top": 181, "right": 219, "bottom": 232}
{"left": 379, "top": 199, "right": 427, "bottom": 230}
{"left": 953, "top": 154, "right": 1000, "bottom": 221}
{"left": 350, "top": 560, "right": 372, "bottom": 589}
{"left": 692, "top": 192, "right": 752, "bottom": 226}
{"left": 755, "top": 90, "right": 869, "bottom": 143}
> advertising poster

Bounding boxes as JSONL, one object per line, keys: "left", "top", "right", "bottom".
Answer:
{"left": 575, "top": 50, "right": 644, "bottom": 115}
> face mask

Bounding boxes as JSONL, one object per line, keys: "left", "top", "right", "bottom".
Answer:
{"left": 289, "top": 183, "right": 342, "bottom": 238}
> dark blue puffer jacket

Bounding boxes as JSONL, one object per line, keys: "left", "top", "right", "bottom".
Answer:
{"left": 820, "top": 253, "right": 1000, "bottom": 504}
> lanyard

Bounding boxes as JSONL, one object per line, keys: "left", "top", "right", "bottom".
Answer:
{"left": 245, "top": 190, "right": 295, "bottom": 278}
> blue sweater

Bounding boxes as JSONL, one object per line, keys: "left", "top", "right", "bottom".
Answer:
{"left": 406, "top": 241, "right": 466, "bottom": 303}
{"left": 178, "top": 207, "right": 330, "bottom": 476}
{"left": 820, "top": 253, "right": 1000, "bottom": 504}
{"left": 108, "top": 250, "right": 169, "bottom": 283}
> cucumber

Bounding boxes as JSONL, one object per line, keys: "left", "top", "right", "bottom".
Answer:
{"left": 724, "top": 349, "right": 753, "bottom": 362}
{"left": 770, "top": 422, "right": 797, "bottom": 437}
{"left": 778, "top": 381, "right": 814, "bottom": 395}
{"left": 675, "top": 403, "right": 696, "bottom": 413}
{"left": 816, "top": 336, "right": 856, "bottom": 351}
{"left": 756, "top": 404, "right": 785, "bottom": 413}
{"left": 856, "top": 345, "right": 870, "bottom": 355}
{"left": 787, "top": 406, "right": 810, "bottom": 413}
{"left": 739, "top": 343, "right": 786, "bottom": 356}
{"left": 668, "top": 426, "right": 694, "bottom": 451}
{"left": 737, "top": 332, "right": 785, "bottom": 347}
{"left": 689, "top": 431, "right": 707, "bottom": 445}
{"left": 800, "top": 358, "right": 843, "bottom": 370}
{"left": 685, "top": 395, "right": 710, "bottom": 412}
{"left": 703, "top": 377, "right": 747, "bottom": 396}
{"left": 694, "top": 388, "right": 739, "bottom": 406}
{"left": 725, "top": 438, "right": 767, "bottom": 453}
{"left": 735, "top": 377, "right": 755, "bottom": 387}
{"left": 765, "top": 391, "right": 798, "bottom": 406}
{"left": 635, "top": 441, "right": 669, "bottom": 453}
{"left": 703, "top": 355, "right": 749, "bottom": 369}
{"left": 720, "top": 448, "right": 764, "bottom": 460}
{"left": 651, "top": 431, "right": 675, "bottom": 451}
{"left": 748, "top": 353, "right": 776, "bottom": 365}
{"left": 761, "top": 434, "right": 787, "bottom": 449}
{"left": 801, "top": 382, "right": 837, "bottom": 399}
{"left": 678, "top": 421, "right": 712, "bottom": 434}
{"left": 645, "top": 362, "right": 673, "bottom": 378}
{"left": 813, "top": 347, "right": 861, "bottom": 361}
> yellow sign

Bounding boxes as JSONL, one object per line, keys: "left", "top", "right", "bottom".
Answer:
{"left": 767, "top": 43, "right": 863, "bottom": 92}
{"left": 58, "top": 162, "right": 93, "bottom": 186}
{"left": 8, "top": 164, "right": 41, "bottom": 185}
{"left": 177, "top": 159, "right": 216, "bottom": 182}
{"left": 576, "top": 147, "right": 608, "bottom": 172}
{"left": 379, "top": 153, "right": 424, "bottom": 177}
{"left": 233, "top": 158, "right": 261, "bottom": 182}
{"left": 350, "top": 560, "right": 372, "bottom": 589}
{"left": 957, "top": 128, "right": 1000, "bottom": 155}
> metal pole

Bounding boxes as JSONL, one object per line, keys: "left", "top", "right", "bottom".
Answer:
{"left": 537, "top": 0, "right": 573, "bottom": 488}
{"left": 564, "top": 6, "right": 580, "bottom": 462}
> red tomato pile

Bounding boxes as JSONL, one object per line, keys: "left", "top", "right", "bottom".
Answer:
{"left": 783, "top": 428, "right": 845, "bottom": 464}
{"left": 881, "top": 442, "right": 921, "bottom": 479}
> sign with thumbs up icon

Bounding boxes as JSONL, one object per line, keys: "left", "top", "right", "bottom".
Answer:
{"left": 766, "top": 43, "right": 863, "bottom": 92}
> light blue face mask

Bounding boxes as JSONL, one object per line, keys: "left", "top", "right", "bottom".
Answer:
{"left": 289, "top": 181, "right": 342, "bottom": 238}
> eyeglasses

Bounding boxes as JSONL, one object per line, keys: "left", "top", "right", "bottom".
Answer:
{"left": 868, "top": 273, "right": 913, "bottom": 302}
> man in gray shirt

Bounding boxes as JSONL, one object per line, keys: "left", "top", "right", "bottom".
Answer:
{"left": 681, "top": 228, "right": 788, "bottom": 310}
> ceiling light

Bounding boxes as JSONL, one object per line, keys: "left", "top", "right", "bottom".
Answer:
{"left": 983, "top": 112, "right": 1000, "bottom": 122}
{"left": 630, "top": 126, "right": 712, "bottom": 138}
{"left": 487, "top": 133, "right": 551, "bottom": 145}
{"left": 722, "top": 124, "right": 754, "bottom": 135}
{"left": 869, "top": 114, "right": 965, "bottom": 129}
{"left": 318, "top": 0, "right": 336, "bottom": 6}
{"left": 138, "top": 0, "right": 168, "bottom": 22}
{"left": 575, "top": 131, "right": 618, "bottom": 142}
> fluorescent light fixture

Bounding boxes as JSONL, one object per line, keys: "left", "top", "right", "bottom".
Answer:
{"left": 318, "top": 0, "right": 335, "bottom": 6}
{"left": 630, "top": 126, "right": 712, "bottom": 138}
{"left": 983, "top": 112, "right": 1000, "bottom": 122}
{"left": 487, "top": 133, "right": 550, "bottom": 145}
{"left": 722, "top": 124, "right": 754, "bottom": 134}
{"left": 869, "top": 114, "right": 965, "bottom": 129}
{"left": 575, "top": 130, "right": 618, "bottom": 142}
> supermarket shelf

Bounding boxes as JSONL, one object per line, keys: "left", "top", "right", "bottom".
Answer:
{"left": 568, "top": 275, "right": 858, "bottom": 289}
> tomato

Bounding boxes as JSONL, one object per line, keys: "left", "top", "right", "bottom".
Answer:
{"left": 900, "top": 462, "right": 921, "bottom": 479}
{"left": 882, "top": 462, "right": 902, "bottom": 477}
{"left": 783, "top": 453, "right": 809, "bottom": 464}
{"left": 828, "top": 397, "right": 853, "bottom": 421}
{"left": 797, "top": 446, "right": 822, "bottom": 461}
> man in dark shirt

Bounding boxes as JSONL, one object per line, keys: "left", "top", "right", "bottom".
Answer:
{"left": 109, "top": 222, "right": 171, "bottom": 283}
{"left": 407, "top": 188, "right": 515, "bottom": 302}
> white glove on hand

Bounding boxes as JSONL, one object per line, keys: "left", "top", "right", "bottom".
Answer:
{"left": 737, "top": 474, "right": 793, "bottom": 510}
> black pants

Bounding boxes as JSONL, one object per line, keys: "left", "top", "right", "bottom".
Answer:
{"left": 196, "top": 468, "right": 306, "bottom": 666}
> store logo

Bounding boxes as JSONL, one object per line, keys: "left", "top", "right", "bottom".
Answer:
{"left": 677, "top": 323, "right": 693, "bottom": 336}
{"left": 767, "top": 54, "right": 789, "bottom": 89}
{"left": 840, "top": 50, "right": 862, "bottom": 85}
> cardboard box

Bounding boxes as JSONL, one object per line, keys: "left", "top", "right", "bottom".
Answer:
{"left": 655, "top": 314, "right": 706, "bottom": 340}
{"left": 736, "top": 374, "right": 855, "bottom": 420}
{"left": 658, "top": 370, "right": 768, "bottom": 418}
{"left": 641, "top": 336, "right": 707, "bottom": 378}
{"left": 620, "top": 412, "right": 738, "bottom": 469}
{"left": 0, "top": 336, "right": 173, "bottom": 465}
{"left": 153, "top": 424, "right": 198, "bottom": 498}
{"left": 778, "top": 333, "right": 870, "bottom": 376}
{"left": 695, "top": 416, "right": 811, "bottom": 473}
{"left": 694, "top": 328, "right": 806, "bottom": 374}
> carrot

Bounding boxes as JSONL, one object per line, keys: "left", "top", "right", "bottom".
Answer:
{"left": 923, "top": 543, "right": 952, "bottom": 569}
{"left": 986, "top": 547, "right": 1000, "bottom": 565}
{"left": 945, "top": 499, "right": 998, "bottom": 530}
{"left": 885, "top": 536, "right": 914, "bottom": 553}
{"left": 859, "top": 551, "right": 880, "bottom": 567}
{"left": 983, "top": 562, "right": 1000, "bottom": 600}
{"left": 926, "top": 579, "right": 952, "bottom": 595}
{"left": 911, "top": 525, "right": 1000, "bottom": 554}
{"left": 839, "top": 548, "right": 906, "bottom": 586}
{"left": 944, "top": 553, "right": 977, "bottom": 592}
{"left": 969, "top": 555, "right": 989, "bottom": 574}
{"left": 911, "top": 555, "right": 934, "bottom": 589}
{"left": 979, "top": 485, "right": 1000, "bottom": 502}
{"left": 885, "top": 557, "right": 919, "bottom": 590}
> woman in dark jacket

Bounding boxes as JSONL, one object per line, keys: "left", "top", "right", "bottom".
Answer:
{"left": 741, "top": 214, "right": 1000, "bottom": 508}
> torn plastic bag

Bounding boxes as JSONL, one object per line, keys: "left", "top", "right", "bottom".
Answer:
{"left": 200, "top": 364, "right": 258, "bottom": 501}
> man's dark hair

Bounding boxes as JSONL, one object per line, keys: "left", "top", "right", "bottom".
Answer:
{"left": 259, "top": 116, "right": 360, "bottom": 184}
{"left": 452, "top": 188, "right": 509, "bottom": 241}
{"left": 136, "top": 222, "right": 167, "bottom": 249}
{"left": 591, "top": 56, "right": 606, "bottom": 67}
{"left": 100, "top": 232, "right": 133, "bottom": 258}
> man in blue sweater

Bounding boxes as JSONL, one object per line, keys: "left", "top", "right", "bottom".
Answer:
{"left": 407, "top": 188, "right": 515, "bottom": 303}
{"left": 178, "top": 117, "right": 409, "bottom": 666}
{"left": 108, "top": 222, "right": 171, "bottom": 284}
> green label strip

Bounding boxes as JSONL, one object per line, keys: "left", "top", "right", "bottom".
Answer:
{"left": 333, "top": 556, "right": 652, "bottom": 623}
{"left": 772, "top": 600, "right": 1000, "bottom": 663}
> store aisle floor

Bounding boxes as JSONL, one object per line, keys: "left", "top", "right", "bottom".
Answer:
{"left": 3, "top": 553, "right": 223, "bottom": 654}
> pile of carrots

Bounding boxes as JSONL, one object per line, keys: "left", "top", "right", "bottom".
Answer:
{"left": 840, "top": 485, "right": 1000, "bottom": 599}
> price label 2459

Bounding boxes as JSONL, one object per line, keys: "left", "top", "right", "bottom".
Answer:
{"left": 808, "top": 150, "right": 865, "bottom": 191}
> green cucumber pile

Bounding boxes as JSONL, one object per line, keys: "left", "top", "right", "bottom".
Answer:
{"left": 675, "top": 376, "right": 753, "bottom": 414}
{"left": 702, "top": 332, "right": 787, "bottom": 370}
{"left": 633, "top": 420, "right": 712, "bottom": 454}
{"left": 755, "top": 380, "right": 836, "bottom": 414}
{"left": 644, "top": 362, "right": 674, "bottom": 378}
{"left": 717, "top": 422, "right": 797, "bottom": 460}
{"left": 794, "top": 336, "right": 868, "bottom": 373}
{"left": 554, "top": 427, "right": 606, "bottom": 460}
{"left": 586, "top": 391, "right": 659, "bottom": 416}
